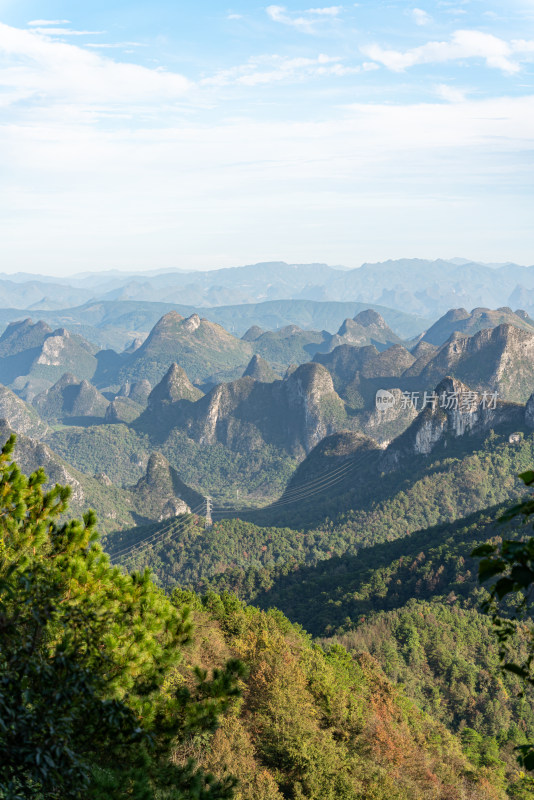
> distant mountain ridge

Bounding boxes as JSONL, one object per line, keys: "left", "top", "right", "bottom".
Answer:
{"left": 3, "top": 257, "right": 534, "bottom": 321}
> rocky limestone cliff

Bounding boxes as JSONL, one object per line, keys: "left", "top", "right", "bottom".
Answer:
{"left": 154, "top": 363, "right": 347, "bottom": 457}
{"left": 359, "top": 387, "right": 418, "bottom": 444}
{"left": 383, "top": 375, "right": 524, "bottom": 468}
{"left": 418, "top": 323, "right": 534, "bottom": 402}
{"left": 133, "top": 452, "right": 203, "bottom": 521}
{"left": 281, "top": 362, "right": 346, "bottom": 453}
{"left": 0, "top": 384, "right": 48, "bottom": 439}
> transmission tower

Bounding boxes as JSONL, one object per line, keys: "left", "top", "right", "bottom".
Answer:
{"left": 204, "top": 496, "right": 212, "bottom": 529}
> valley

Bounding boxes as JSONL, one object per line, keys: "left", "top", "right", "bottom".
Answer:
{"left": 3, "top": 260, "right": 534, "bottom": 798}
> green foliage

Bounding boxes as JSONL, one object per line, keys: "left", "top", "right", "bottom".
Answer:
{"left": 0, "top": 435, "right": 244, "bottom": 799}
{"left": 473, "top": 470, "right": 534, "bottom": 779}
{"left": 168, "top": 595, "right": 503, "bottom": 800}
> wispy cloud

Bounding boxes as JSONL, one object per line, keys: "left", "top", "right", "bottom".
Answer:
{"left": 27, "top": 20, "right": 71, "bottom": 26}
{"left": 29, "top": 28, "right": 106, "bottom": 36}
{"left": 306, "top": 6, "right": 343, "bottom": 14}
{"left": 362, "top": 30, "right": 534, "bottom": 74}
{"left": 202, "top": 52, "right": 360, "bottom": 87}
{"left": 435, "top": 83, "right": 467, "bottom": 102}
{"left": 266, "top": 5, "right": 341, "bottom": 32}
{"left": 0, "top": 22, "right": 190, "bottom": 111}
{"left": 86, "top": 42, "right": 146, "bottom": 49}
{"left": 411, "top": 8, "right": 432, "bottom": 26}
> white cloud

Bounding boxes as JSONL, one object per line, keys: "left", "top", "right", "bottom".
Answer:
{"left": 2, "top": 94, "right": 534, "bottom": 271}
{"left": 362, "top": 30, "right": 534, "bottom": 74}
{"left": 435, "top": 83, "right": 467, "bottom": 102}
{"left": 227, "top": 13, "right": 243, "bottom": 20}
{"left": 0, "top": 22, "right": 190, "bottom": 110}
{"left": 27, "top": 20, "right": 71, "bottom": 26}
{"left": 29, "top": 28, "right": 106, "bottom": 36}
{"left": 86, "top": 42, "right": 146, "bottom": 49}
{"left": 266, "top": 5, "right": 341, "bottom": 31}
{"left": 202, "top": 52, "right": 360, "bottom": 87}
{"left": 306, "top": 6, "right": 343, "bottom": 14}
{"left": 412, "top": 8, "right": 432, "bottom": 26}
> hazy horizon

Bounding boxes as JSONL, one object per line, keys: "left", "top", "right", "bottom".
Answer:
{"left": 0, "top": 255, "right": 531, "bottom": 281}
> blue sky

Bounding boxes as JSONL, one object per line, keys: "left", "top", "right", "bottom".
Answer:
{"left": 0, "top": 1, "right": 533, "bottom": 273}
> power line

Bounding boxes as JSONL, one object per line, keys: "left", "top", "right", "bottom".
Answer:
{"left": 211, "top": 447, "right": 376, "bottom": 517}
{"left": 211, "top": 455, "right": 358, "bottom": 516}
{"left": 111, "top": 502, "right": 205, "bottom": 564}
{"left": 112, "top": 445, "right": 377, "bottom": 566}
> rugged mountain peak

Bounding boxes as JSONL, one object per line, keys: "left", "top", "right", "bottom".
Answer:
{"left": 183, "top": 313, "right": 201, "bottom": 332}
{"left": 0, "top": 384, "right": 48, "bottom": 439}
{"left": 0, "top": 318, "right": 53, "bottom": 358}
{"left": 105, "top": 397, "right": 142, "bottom": 424}
{"left": 34, "top": 373, "right": 108, "bottom": 421}
{"left": 329, "top": 312, "right": 400, "bottom": 352}
{"left": 144, "top": 451, "right": 173, "bottom": 487}
{"left": 283, "top": 363, "right": 346, "bottom": 452}
{"left": 148, "top": 362, "right": 202, "bottom": 407}
{"left": 120, "top": 310, "right": 252, "bottom": 387}
{"left": 385, "top": 374, "right": 523, "bottom": 464}
{"left": 51, "top": 327, "right": 70, "bottom": 339}
{"left": 119, "top": 378, "right": 151, "bottom": 405}
{"left": 133, "top": 451, "right": 203, "bottom": 521}
{"left": 410, "top": 340, "right": 437, "bottom": 358}
{"left": 284, "top": 362, "right": 336, "bottom": 400}
{"left": 353, "top": 309, "right": 387, "bottom": 328}
{"left": 242, "top": 354, "right": 278, "bottom": 382}
{"left": 0, "top": 318, "right": 52, "bottom": 342}
{"left": 123, "top": 336, "right": 144, "bottom": 354}
{"left": 417, "top": 323, "right": 534, "bottom": 403}
{"left": 241, "top": 325, "right": 265, "bottom": 342}
{"left": 423, "top": 307, "right": 534, "bottom": 347}
{"left": 53, "top": 372, "right": 78, "bottom": 388}
{"left": 153, "top": 310, "right": 184, "bottom": 331}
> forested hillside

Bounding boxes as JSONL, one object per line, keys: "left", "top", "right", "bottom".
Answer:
{"left": 2, "top": 290, "right": 534, "bottom": 797}
{"left": 1, "top": 438, "right": 512, "bottom": 799}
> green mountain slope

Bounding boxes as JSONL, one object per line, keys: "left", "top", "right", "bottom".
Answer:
{"left": 111, "top": 311, "right": 253, "bottom": 387}
{"left": 170, "top": 592, "right": 509, "bottom": 800}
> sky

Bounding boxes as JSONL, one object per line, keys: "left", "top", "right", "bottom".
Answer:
{"left": 0, "top": 1, "right": 533, "bottom": 274}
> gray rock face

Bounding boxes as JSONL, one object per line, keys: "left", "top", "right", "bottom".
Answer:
{"left": 0, "top": 384, "right": 48, "bottom": 439}
{"left": 418, "top": 324, "right": 534, "bottom": 403}
{"left": 158, "top": 362, "right": 347, "bottom": 457}
{"left": 383, "top": 375, "right": 523, "bottom": 468}
{"left": 133, "top": 452, "right": 203, "bottom": 520}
